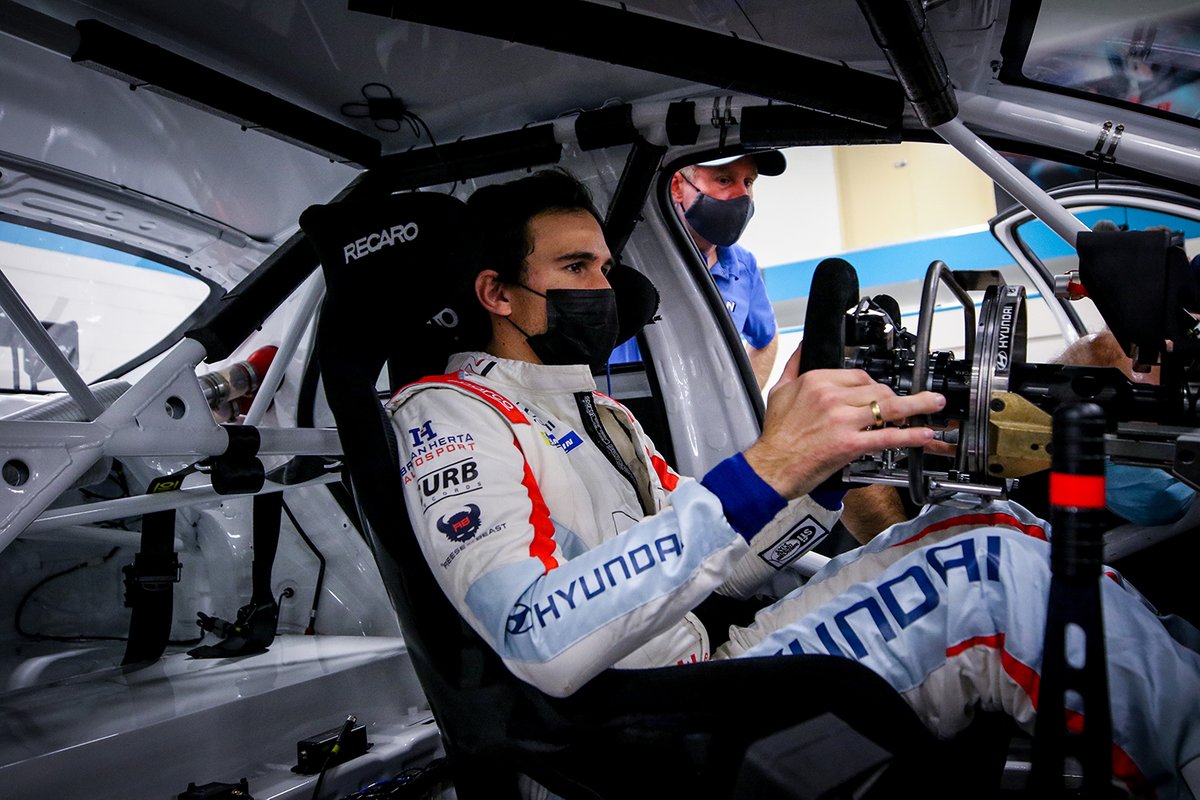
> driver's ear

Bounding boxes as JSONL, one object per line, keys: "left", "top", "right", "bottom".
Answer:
{"left": 476, "top": 269, "right": 512, "bottom": 316}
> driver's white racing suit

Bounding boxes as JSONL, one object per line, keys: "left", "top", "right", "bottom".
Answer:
{"left": 388, "top": 352, "right": 1200, "bottom": 799}
{"left": 387, "top": 352, "right": 842, "bottom": 697}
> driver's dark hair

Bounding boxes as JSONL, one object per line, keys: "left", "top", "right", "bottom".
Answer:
{"left": 466, "top": 168, "right": 604, "bottom": 284}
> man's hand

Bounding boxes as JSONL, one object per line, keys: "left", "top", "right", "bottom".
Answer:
{"left": 743, "top": 345, "right": 945, "bottom": 500}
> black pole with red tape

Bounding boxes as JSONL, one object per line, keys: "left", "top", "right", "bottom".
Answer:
{"left": 1031, "top": 402, "right": 1114, "bottom": 796}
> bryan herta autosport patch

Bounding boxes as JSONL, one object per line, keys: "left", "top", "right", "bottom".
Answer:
{"left": 759, "top": 515, "right": 829, "bottom": 569}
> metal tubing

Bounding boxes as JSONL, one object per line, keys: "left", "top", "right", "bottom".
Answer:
{"left": 243, "top": 272, "right": 325, "bottom": 426}
{"left": 23, "top": 471, "right": 341, "bottom": 535}
{"left": 0, "top": 268, "right": 104, "bottom": 419}
{"left": 908, "top": 261, "right": 976, "bottom": 502}
{"left": 957, "top": 91, "right": 1200, "bottom": 189}
{"left": 19, "top": 524, "right": 179, "bottom": 549}
{"left": 95, "top": 338, "right": 208, "bottom": 426}
{"left": 934, "top": 117, "right": 1090, "bottom": 249}
{"left": 105, "top": 425, "right": 342, "bottom": 457}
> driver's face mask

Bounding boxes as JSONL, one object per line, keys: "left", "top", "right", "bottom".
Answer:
{"left": 677, "top": 173, "right": 754, "bottom": 247}
{"left": 506, "top": 285, "right": 619, "bottom": 371}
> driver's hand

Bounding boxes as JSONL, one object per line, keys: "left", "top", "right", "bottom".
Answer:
{"left": 925, "top": 420, "right": 959, "bottom": 458}
{"left": 746, "top": 345, "right": 945, "bottom": 500}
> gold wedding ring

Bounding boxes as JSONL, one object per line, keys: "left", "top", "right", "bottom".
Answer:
{"left": 870, "top": 400, "right": 885, "bottom": 428}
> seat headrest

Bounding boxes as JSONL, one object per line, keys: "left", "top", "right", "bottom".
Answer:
{"left": 608, "top": 263, "right": 659, "bottom": 347}
{"left": 299, "top": 192, "right": 489, "bottom": 374}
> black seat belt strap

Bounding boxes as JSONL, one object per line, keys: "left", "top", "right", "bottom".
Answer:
{"left": 575, "top": 392, "right": 643, "bottom": 495}
{"left": 121, "top": 473, "right": 186, "bottom": 665}
{"left": 189, "top": 490, "right": 284, "bottom": 658}
{"left": 251, "top": 490, "right": 283, "bottom": 606}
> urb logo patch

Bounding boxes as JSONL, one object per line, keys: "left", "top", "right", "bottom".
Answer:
{"left": 759, "top": 515, "right": 829, "bottom": 569}
{"left": 437, "top": 504, "right": 482, "bottom": 542}
{"left": 419, "top": 457, "right": 482, "bottom": 509}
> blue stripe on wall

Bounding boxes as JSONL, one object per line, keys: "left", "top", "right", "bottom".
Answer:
{"left": 762, "top": 207, "right": 1200, "bottom": 303}
{"left": 0, "top": 220, "right": 181, "bottom": 276}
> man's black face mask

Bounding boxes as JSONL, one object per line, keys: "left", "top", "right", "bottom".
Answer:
{"left": 508, "top": 286, "right": 619, "bottom": 371}
{"left": 678, "top": 174, "right": 755, "bottom": 248}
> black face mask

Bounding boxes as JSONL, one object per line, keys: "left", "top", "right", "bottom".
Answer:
{"left": 508, "top": 286, "right": 619, "bottom": 371}
{"left": 679, "top": 175, "right": 755, "bottom": 247}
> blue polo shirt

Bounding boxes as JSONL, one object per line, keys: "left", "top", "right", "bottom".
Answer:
{"left": 611, "top": 243, "right": 777, "bottom": 363}
{"left": 710, "top": 243, "right": 777, "bottom": 350}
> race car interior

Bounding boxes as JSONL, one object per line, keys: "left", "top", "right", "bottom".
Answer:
{"left": 1, "top": 0, "right": 1199, "bottom": 798}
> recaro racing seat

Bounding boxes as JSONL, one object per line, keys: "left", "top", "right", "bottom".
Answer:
{"left": 300, "top": 189, "right": 1004, "bottom": 800}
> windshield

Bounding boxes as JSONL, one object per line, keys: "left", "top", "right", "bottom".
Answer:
{"left": 1018, "top": 0, "right": 1200, "bottom": 121}
{"left": 0, "top": 220, "right": 216, "bottom": 392}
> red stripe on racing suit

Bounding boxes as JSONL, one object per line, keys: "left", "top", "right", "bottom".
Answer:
{"left": 517, "top": 435, "right": 559, "bottom": 573}
{"left": 949, "top": 632, "right": 1150, "bottom": 795}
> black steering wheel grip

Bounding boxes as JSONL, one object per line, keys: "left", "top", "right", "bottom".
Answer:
{"left": 797, "top": 258, "right": 861, "bottom": 373}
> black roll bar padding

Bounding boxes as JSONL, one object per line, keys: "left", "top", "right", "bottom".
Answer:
{"left": 352, "top": 0, "right": 904, "bottom": 130}
{"left": 575, "top": 105, "right": 638, "bottom": 151}
{"left": 665, "top": 101, "right": 700, "bottom": 146}
{"left": 72, "top": 19, "right": 380, "bottom": 167}
{"left": 358, "top": 125, "right": 564, "bottom": 195}
{"left": 1031, "top": 402, "right": 1113, "bottom": 795}
{"left": 854, "top": 0, "right": 959, "bottom": 128}
{"left": 739, "top": 105, "right": 902, "bottom": 148}
{"left": 605, "top": 138, "right": 669, "bottom": 260}
{"left": 222, "top": 423, "right": 262, "bottom": 459}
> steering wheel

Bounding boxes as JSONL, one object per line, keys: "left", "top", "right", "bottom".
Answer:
{"left": 796, "top": 258, "right": 861, "bottom": 494}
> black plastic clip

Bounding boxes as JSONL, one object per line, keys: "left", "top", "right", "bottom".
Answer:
{"left": 188, "top": 600, "right": 279, "bottom": 659}
{"left": 711, "top": 95, "right": 736, "bottom": 150}
{"left": 207, "top": 424, "right": 265, "bottom": 495}
{"left": 1085, "top": 120, "right": 1124, "bottom": 164}
{"left": 122, "top": 552, "right": 182, "bottom": 605}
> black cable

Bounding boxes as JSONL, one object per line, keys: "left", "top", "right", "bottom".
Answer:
{"left": 15, "top": 545, "right": 203, "bottom": 645}
{"left": 15, "top": 547, "right": 121, "bottom": 639}
{"left": 340, "top": 83, "right": 436, "bottom": 143}
{"left": 283, "top": 500, "right": 326, "bottom": 635}
{"left": 732, "top": 0, "right": 764, "bottom": 40}
{"left": 311, "top": 715, "right": 356, "bottom": 800}
{"left": 339, "top": 757, "right": 450, "bottom": 799}
{"left": 339, "top": 82, "right": 457, "bottom": 195}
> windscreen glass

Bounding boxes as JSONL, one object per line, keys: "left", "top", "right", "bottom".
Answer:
{"left": 0, "top": 220, "right": 214, "bottom": 392}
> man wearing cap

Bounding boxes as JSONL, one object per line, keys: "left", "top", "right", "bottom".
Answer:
{"left": 672, "top": 151, "right": 785, "bottom": 389}
{"left": 610, "top": 152, "right": 783, "bottom": 389}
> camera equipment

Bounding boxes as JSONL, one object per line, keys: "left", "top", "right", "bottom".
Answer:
{"left": 801, "top": 227, "right": 1200, "bottom": 505}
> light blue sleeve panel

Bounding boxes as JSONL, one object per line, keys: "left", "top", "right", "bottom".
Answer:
{"left": 466, "top": 480, "right": 748, "bottom": 696}
{"left": 1105, "top": 462, "right": 1197, "bottom": 526}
